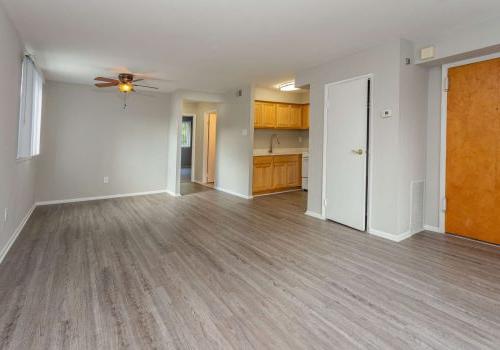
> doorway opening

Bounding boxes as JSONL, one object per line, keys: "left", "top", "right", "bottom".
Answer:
{"left": 251, "top": 86, "right": 310, "bottom": 215}
{"left": 180, "top": 100, "right": 219, "bottom": 196}
{"left": 322, "top": 75, "right": 372, "bottom": 232}
{"left": 439, "top": 54, "right": 500, "bottom": 245}
{"left": 181, "top": 115, "right": 194, "bottom": 183}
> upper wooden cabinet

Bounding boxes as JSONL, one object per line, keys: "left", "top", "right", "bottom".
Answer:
{"left": 254, "top": 101, "right": 277, "bottom": 128}
{"left": 254, "top": 100, "right": 309, "bottom": 130}
{"left": 301, "top": 104, "right": 309, "bottom": 129}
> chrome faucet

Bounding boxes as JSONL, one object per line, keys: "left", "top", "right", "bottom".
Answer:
{"left": 269, "top": 134, "right": 280, "bottom": 154}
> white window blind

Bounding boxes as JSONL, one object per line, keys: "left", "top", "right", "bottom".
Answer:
{"left": 17, "top": 55, "right": 43, "bottom": 159}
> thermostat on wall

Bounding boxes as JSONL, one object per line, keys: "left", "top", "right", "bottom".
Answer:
{"left": 381, "top": 109, "right": 393, "bottom": 118}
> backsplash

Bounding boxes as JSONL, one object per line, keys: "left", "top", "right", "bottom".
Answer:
{"left": 253, "top": 129, "right": 309, "bottom": 150}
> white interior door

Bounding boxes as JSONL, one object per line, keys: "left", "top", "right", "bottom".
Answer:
{"left": 325, "top": 77, "right": 369, "bottom": 231}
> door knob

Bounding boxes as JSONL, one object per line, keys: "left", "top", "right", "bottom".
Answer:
{"left": 351, "top": 149, "right": 364, "bottom": 155}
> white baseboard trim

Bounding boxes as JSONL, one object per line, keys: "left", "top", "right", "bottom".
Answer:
{"left": 0, "top": 203, "right": 36, "bottom": 265}
{"left": 253, "top": 189, "right": 303, "bottom": 198}
{"left": 166, "top": 190, "right": 181, "bottom": 197}
{"left": 36, "top": 189, "right": 169, "bottom": 206}
{"left": 369, "top": 228, "right": 416, "bottom": 242}
{"left": 305, "top": 211, "right": 326, "bottom": 220}
{"left": 215, "top": 187, "right": 253, "bottom": 199}
{"left": 423, "top": 225, "right": 441, "bottom": 233}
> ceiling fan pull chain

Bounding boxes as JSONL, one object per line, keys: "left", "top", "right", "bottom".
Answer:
{"left": 123, "top": 93, "right": 127, "bottom": 110}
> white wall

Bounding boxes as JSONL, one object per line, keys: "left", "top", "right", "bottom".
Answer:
{"left": 0, "top": 6, "right": 37, "bottom": 261}
{"left": 296, "top": 40, "right": 402, "bottom": 235}
{"left": 415, "top": 16, "right": 500, "bottom": 65}
{"left": 424, "top": 66, "right": 442, "bottom": 229}
{"left": 215, "top": 86, "right": 254, "bottom": 197}
{"left": 397, "top": 40, "right": 429, "bottom": 234}
{"left": 253, "top": 129, "right": 308, "bottom": 150}
{"left": 296, "top": 39, "right": 428, "bottom": 239}
{"left": 36, "top": 82, "right": 171, "bottom": 202}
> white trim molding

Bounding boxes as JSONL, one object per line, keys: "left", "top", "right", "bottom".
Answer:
{"left": 36, "top": 190, "right": 171, "bottom": 206}
{"left": 215, "top": 187, "right": 253, "bottom": 200}
{"left": 253, "top": 189, "right": 302, "bottom": 198}
{"left": 423, "top": 225, "right": 440, "bottom": 233}
{"left": 369, "top": 228, "right": 416, "bottom": 242}
{"left": 0, "top": 204, "right": 36, "bottom": 264}
{"left": 305, "top": 211, "right": 326, "bottom": 220}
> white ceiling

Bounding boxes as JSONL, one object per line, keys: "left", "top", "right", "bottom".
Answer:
{"left": 2, "top": 0, "right": 499, "bottom": 93}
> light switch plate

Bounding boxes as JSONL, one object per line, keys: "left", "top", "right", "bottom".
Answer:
{"left": 103, "top": 176, "right": 109, "bottom": 184}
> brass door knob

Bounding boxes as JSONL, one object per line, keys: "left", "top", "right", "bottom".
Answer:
{"left": 351, "top": 149, "right": 364, "bottom": 155}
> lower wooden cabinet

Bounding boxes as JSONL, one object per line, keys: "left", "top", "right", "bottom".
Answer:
{"left": 252, "top": 156, "right": 274, "bottom": 193}
{"left": 253, "top": 154, "right": 302, "bottom": 194}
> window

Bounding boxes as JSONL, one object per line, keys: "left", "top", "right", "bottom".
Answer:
{"left": 17, "top": 56, "right": 43, "bottom": 159}
{"left": 181, "top": 120, "right": 191, "bottom": 148}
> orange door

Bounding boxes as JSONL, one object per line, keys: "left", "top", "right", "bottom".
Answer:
{"left": 446, "top": 57, "right": 500, "bottom": 244}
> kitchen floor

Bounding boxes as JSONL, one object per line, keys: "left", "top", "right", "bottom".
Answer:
{"left": 1, "top": 191, "right": 499, "bottom": 349}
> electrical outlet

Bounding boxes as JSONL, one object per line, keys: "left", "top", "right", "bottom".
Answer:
{"left": 4, "top": 208, "right": 7, "bottom": 222}
{"left": 298, "top": 137, "right": 303, "bottom": 143}
{"left": 103, "top": 176, "right": 109, "bottom": 184}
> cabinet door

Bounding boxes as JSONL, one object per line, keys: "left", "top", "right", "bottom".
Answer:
{"left": 286, "top": 155, "right": 302, "bottom": 187}
{"left": 272, "top": 157, "right": 288, "bottom": 189}
{"left": 302, "top": 104, "right": 309, "bottom": 129}
{"left": 261, "top": 103, "right": 277, "bottom": 128}
{"left": 253, "top": 156, "right": 273, "bottom": 193}
{"left": 276, "top": 104, "right": 291, "bottom": 128}
{"left": 289, "top": 105, "right": 303, "bottom": 129}
{"left": 254, "top": 102, "right": 264, "bottom": 128}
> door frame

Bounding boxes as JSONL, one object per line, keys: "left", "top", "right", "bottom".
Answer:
{"left": 438, "top": 52, "right": 500, "bottom": 233}
{"left": 182, "top": 114, "right": 196, "bottom": 182}
{"left": 321, "top": 74, "right": 374, "bottom": 232}
{"left": 202, "top": 110, "right": 217, "bottom": 184}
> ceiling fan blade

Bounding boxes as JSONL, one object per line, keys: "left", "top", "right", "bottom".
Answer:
{"left": 134, "top": 84, "right": 159, "bottom": 90}
{"left": 95, "top": 82, "right": 119, "bottom": 88}
{"left": 132, "top": 79, "right": 144, "bottom": 83}
{"left": 95, "top": 77, "right": 119, "bottom": 83}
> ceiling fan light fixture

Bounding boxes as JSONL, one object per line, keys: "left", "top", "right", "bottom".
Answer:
{"left": 118, "top": 82, "right": 133, "bottom": 93}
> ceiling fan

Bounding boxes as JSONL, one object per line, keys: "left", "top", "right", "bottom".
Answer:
{"left": 94, "top": 73, "right": 159, "bottom": 93}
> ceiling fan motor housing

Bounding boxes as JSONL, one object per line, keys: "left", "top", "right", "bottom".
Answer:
{"left": 118, "top": 73, "right": 134, "bottom": 83}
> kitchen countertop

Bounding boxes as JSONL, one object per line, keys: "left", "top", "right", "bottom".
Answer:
{"left": 253, "top": 148, "right": 308, "bottom": 156}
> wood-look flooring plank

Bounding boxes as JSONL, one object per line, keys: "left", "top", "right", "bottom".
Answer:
{"left": 1, "top": 190, "right": 499, "bottom": 349}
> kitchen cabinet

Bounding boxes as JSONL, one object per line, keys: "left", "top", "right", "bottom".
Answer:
{"left": 253, "top": 154, "right": 302, "bottom": 194}
{"left": 252, "top": 156, "right": 274, "bottom": 193}
{"left": 254, "top": 101, "right": 277, "bottom": 128}
{"left": 301, "top": 104, "right": 309, "bottom": 129}
{"left": 254, "top": 101, "right": 309, "bottom": 130}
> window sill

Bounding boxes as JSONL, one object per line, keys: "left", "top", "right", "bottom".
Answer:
{"left": 16, "top": 155, "right": 39, "bottom": 163}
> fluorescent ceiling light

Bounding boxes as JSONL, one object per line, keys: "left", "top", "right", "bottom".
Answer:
{"left": 279, "top": 81, "right": 300, "bottom": 91}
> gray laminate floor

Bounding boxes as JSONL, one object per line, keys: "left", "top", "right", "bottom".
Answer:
{"left": 0, "top": 191, "right": 499, "bottom": 349}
